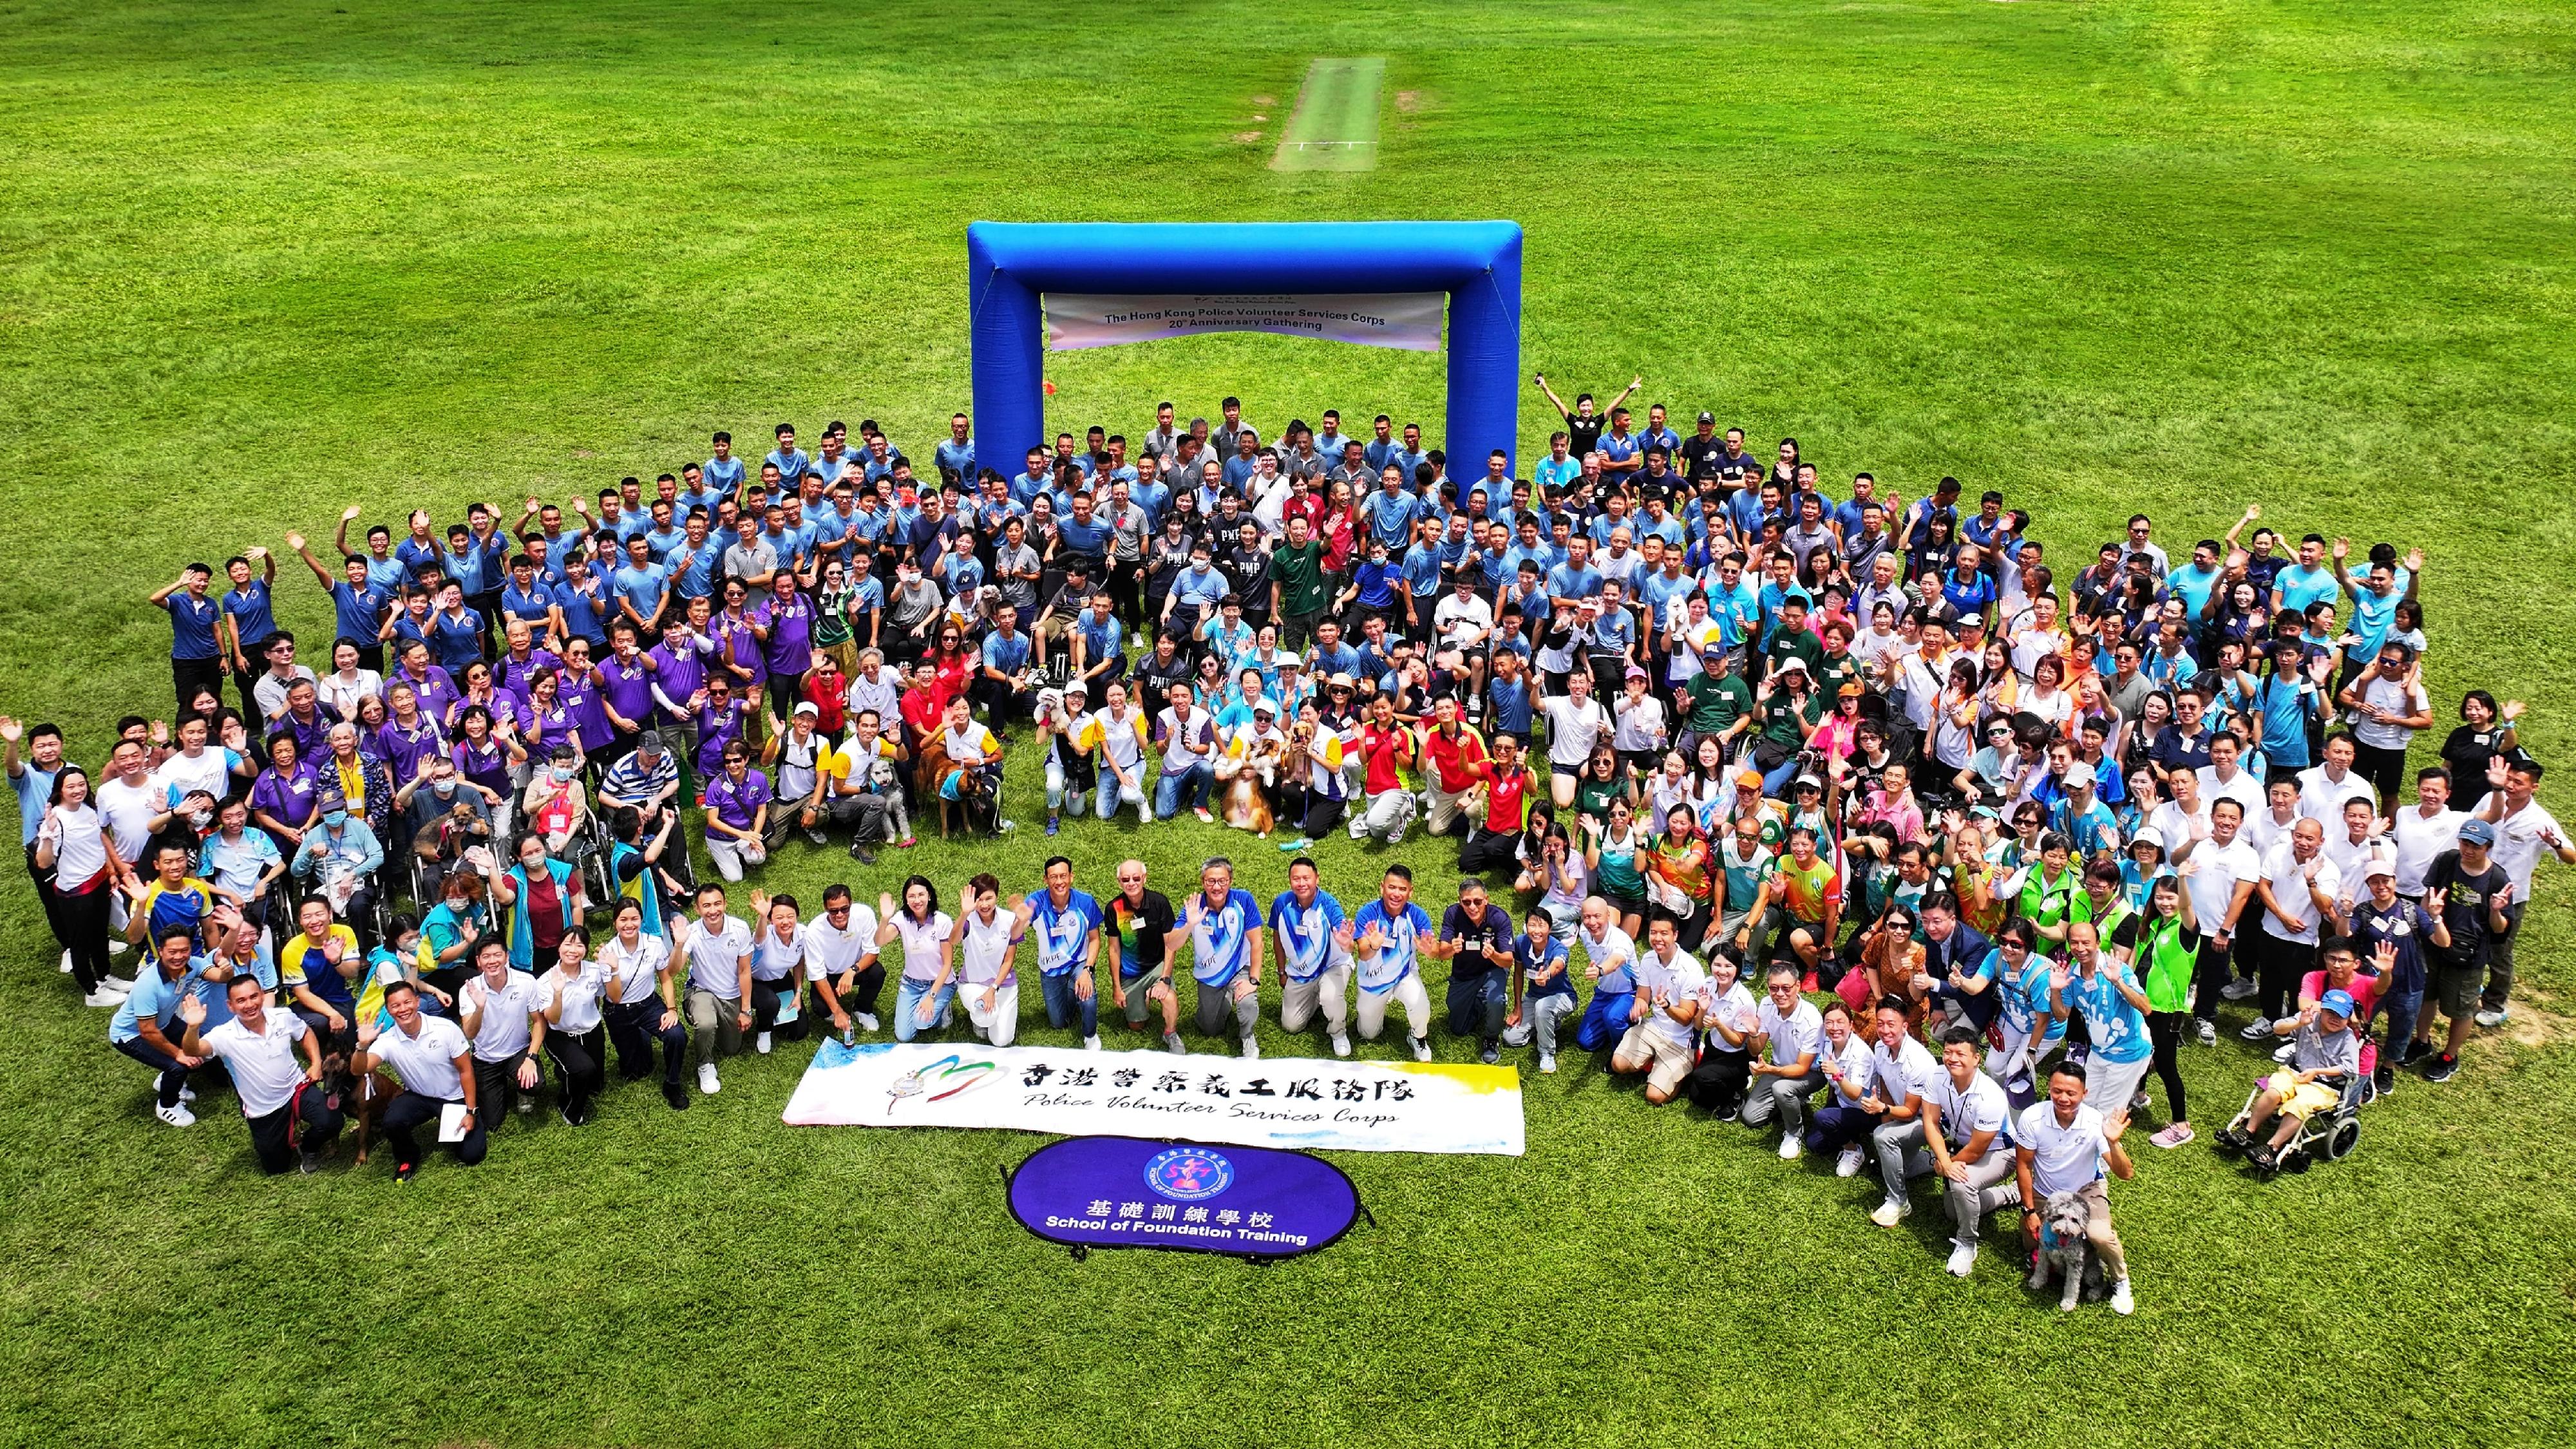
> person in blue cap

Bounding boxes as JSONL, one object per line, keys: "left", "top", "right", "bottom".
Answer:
{"left": 2222, "top": 979, "right": 2362, "bottom": 1171}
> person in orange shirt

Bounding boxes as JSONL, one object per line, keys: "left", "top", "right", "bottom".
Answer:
{"left": 1419, "top": 696, "right": 1490, "bottom": 840}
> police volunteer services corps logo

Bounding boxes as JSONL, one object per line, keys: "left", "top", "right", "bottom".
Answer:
{"left": 1143, "top": 1147, "right": 1235, "bottom": 1201}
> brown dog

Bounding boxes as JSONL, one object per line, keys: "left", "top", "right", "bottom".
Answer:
{"left": 345, "top": 1066, "right": 402, "bottom": 1166}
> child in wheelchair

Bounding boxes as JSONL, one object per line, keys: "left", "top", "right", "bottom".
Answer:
{"left": 2218, "top": 986, "right": 2363, "bottom": 1175}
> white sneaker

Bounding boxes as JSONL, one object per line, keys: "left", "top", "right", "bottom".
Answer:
{"left": 1083, "top": 1035, "right": 1102, "bottom": 1052}
{"left": 2475, "top": 1008, "right": 2508, "bottom": 1028}
{"left": 59, "top": 949, "right": 73, "bottom": 974}
{"left": 155, "top": 1103, "right": 196, "bottom": 1128}
{"left": 109, "top": 937, "right": 132, "bottom": 956}
{"left": 1330, "top": 1031, "right": 1352, "bottom": 1059}
{"left": 2110, "top": 1278, "right": 2135, "bottom": 1315}
{"left": 82, "top": 989, "right": 124, "bottom": 1008}
{"left": 2240, "top": 1018, "right": 2277, "bottom": 1041}
{"left": 1837, "top": 1146, "right": 1865, "bottom": 1178}
{"left": 2195, "top": 1019, "right": 2217, "bottom": 1047}
{"left": 1777, "top": 1136, "right": 1803, "bottom": 1162}
{"left": 755, "top": 1031, "right": 773, "bottom": 1055}
{"left": 1240, "top": 1036, "right": 1260, "bottom": 1060}
{"left": 1870, "top": 1197, "right": 1911, "bottom": 1227}
{"left": 177, "top": 1084, "right": 198, "bottom": 1103}
{"left": 1410, "top": 1036, "right": 1432, "bottom": 1062}
{"left": 1947, "top": 1243, "right": 1979, "bottom": 1278}
{"left": 100, "top": 975, "right": 135, "bottom": 996}
{"left": 857, "top": 1012, "right": 880, "bottom": 1032}
{"left": 1538, "top": 1051, "right": 1557, "bottom": 1074}
{"left": 698, "top": 1063, "right": 721, "bottom": 1095}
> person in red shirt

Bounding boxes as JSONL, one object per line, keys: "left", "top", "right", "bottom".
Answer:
{"left": 1350, "top": 693, "right": 1417, "bottom": 845}
{"left": 898, "top": 660, "right": 947, "bottom": 775}
{"left": 801, "top": 654, "right": 849, "bottom": 741}
{"left": 925, "top": 624, "right": 974, "bottom": 712}
{"left": 1420, "top": 696, "right": 1491, "bottom": 839}
{"left": 1459, "top": 732, "right": 1539, "bottom": 874}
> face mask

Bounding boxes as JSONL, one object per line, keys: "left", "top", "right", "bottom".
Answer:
{"left": 433, "top": 779, "right": 457, "bottom": 796}
{"left": 324, "top": 810, "right": 349, "bottom": 829}
{"left": 551, "top": 766, "right": 574, "bottom": 783}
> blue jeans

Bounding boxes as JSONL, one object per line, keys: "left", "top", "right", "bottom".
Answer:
{"left": 1444, "top": 972, "right": 1508, "bottom": 1043}
{"left": 893, "top": 976, "right": 957, "bottom": 1042}
{"left": 1154, "top": 763, "right": 1211, "bottom": 819}
{"left": 1760, "top": 753, "right": 1802, "bottom": 798}
{"left": 2378, "top": 985, "right": 2423, "bottom": 1068}
{"left": 1041, "top": 971, "right": 1099, "bottom": 1037}
{"left": 1804, "top": 1102, "right": 1873, "bottom": 1153}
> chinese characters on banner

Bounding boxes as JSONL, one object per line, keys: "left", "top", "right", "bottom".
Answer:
{"left": 782, "top": 1041, "right": 1525, "bottom": 1156}
{"left": 1006, "top": 1137, "right": 1362, "bottom": 1258}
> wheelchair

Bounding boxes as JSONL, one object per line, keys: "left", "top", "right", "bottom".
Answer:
{"left": 2213, "top": 1069, "right": 2365, "bottom": 1178}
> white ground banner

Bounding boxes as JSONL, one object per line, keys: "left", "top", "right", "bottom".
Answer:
{"left": 1045, "top": 292, "right": 1445, "bottom": 352}
{"left": 782, "top": 1040, "right": 1524, "bottom": 1155}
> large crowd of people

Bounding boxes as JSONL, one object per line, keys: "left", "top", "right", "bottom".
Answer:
{"left": 11, "top": 381, "right": 2571, "bottom": 1313}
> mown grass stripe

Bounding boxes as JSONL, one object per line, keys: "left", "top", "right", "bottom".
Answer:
{"left": 1271, "top": 56, "right": 1383, "bottom": 172}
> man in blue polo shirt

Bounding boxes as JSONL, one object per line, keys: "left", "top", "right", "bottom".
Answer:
{"left": 151, "top": 562, "right": 227, "bottom": 710}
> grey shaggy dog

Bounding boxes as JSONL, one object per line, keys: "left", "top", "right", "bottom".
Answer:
{"left": 2026, "top": 1190, "right": 2107, "bottom": 1311}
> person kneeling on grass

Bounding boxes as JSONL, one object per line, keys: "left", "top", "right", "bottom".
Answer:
{"left": 1610, "top": 916, "right": 1707, "bottom": 1105}
{"left": 1742, "top": 963, "right": 1826, "bottom": 1159}
{"left": 2221, "top": 988, "right": 2362, "bottom": 1172}
{"left": 2013, "top": 1060, "right": 2137, "bottom": 1315}
{"left": 1803, "top": 1001, "right": 1879, "bottom": 1177}
{"left": 354, "top": 979, "right": 486, "bottom": 1182}
{"left": 179, "top": 972, "right": 343, "bottom": 1174}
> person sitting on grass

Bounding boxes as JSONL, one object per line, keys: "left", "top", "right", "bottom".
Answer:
{"left": 2222, "top": 987, "right": 2362, "bottom": 1173}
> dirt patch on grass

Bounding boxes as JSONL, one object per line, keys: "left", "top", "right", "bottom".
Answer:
{"left": 1235, "top": 131, "right": 1263, "bottom": 144}
{"left": 1395, "top": 89, "right": 1423, "bottom": 112}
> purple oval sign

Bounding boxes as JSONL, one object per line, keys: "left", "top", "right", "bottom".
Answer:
{"left": 1007, "top": 1135, "right": 1363, "bottom": 1260}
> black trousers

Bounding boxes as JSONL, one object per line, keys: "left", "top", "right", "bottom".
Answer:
{"left": 246, "top": 1086, "right": 344, "bottom": 1173}
{"left": 1457, "top": 827, "right": 1523, "bottom": 875}
{"left": 752, "top": 976, "right": 804, "bottom": 1039}
{"left": 381, "top": 1090, "right": 489, "bottom": 1169}
{"left": 605, "top": 997, "right": 689, "bottom": 1084}
{"left": 812, "top": 966, "right": 886, "bottom": 1026}
{"left": 2190, "top": 937, "right": 2238, "bottom": 1025}
{"left": 1683, "top": 1048, "right": 1751, "bottom": 1115}
{"left": 2253, "top": 931, "right": 2315, "bottom": 1022}
{"left": 172, "top": 654, "right": 227, "bottom": 711}
{"left": 473, "top": 1049, "right": 538, "bottom": 1115}
{"left": 545, "top": 1025, "right": 606, "bottom": 1121}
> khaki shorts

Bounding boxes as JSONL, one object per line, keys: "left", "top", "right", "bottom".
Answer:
{"left": 2261, "top": 1074, "right": 2343, "bottom": 1121}
{"left": 1617, "top": 1021, "right": 1696, "bottom": 1094}
{"left": 1118, "top": 963, "right": 1171, "bottom": 1025}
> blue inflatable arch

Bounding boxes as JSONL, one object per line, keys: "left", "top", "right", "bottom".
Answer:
{"left": 967, "top": 220, "right": 1524, "bottom": 477}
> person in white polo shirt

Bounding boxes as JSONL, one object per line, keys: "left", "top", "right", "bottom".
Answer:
{"left": 675, "top": 881, "right": 755, "bottom": 1092}
{"left": 802, "top": 884, "right": 883, "bottom": 1041}
{"left": 2170, "top": 797, "right": 2260, "bottom": 1046}
{"left": 2470, "top": 756, "right": 2575, "bottom": 1027}
{"left": 951, "top": 875, "right": 1028, "bottom": 1047}
{"left": 459, "top": 937, "right": 548, "bottom": 1119}
{"left": 596, "top": 897, "right": 692, "bottom": 1111}
{"left": 353, "top": 980, "right": 486, "bottom": 1181}
{"left": 2246, "top": 817, "right": 2342, "bottom": 1039}
{"left": 2013, "top": 1060, "right": 2137, "bottom": 1314}
{"left": 1864, "top": 998, "right": 1941, "bottom": 1227}
{"left": 1741, "top": 963, "right": 1824, "bottom": 1158}
{"left": 536, "top": 928, "right": 607, "bottom": 1126}
{"left": 178, "top": 972, "right": 341, "bottom": 1174}
{"left": 1919, "top": 1026, "right": 2017, "bottom": 1277}
{"left": 1609, "top": 916, "right": 1707, "bottom": 1106}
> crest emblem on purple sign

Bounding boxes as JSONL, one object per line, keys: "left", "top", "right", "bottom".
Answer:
{"left": 1142, "top": 1147, "right": 1235, "bottom": 1201}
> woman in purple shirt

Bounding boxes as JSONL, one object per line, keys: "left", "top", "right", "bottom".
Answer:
{"left": 249, "top": 732, "right": 321, "bottom": 854}
{"left": 556, "top": 639, "right": 617, "bottom": 755}
{"left": 752, "top": 573, "right": 815, "bottom": 725}
{"left": 524, "top": 667, "right": 583, "bottom": 757}
{"left": 375, "top": 681, "right": 447, "bottom": 788}
{"left": 698, "top": 741, "right": 772, "bottom": 883}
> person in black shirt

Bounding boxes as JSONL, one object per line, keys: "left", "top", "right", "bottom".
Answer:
{"left": 1106, "top": 861, "right": 1182, "bottom": 1052}
{"left": 2413, "top": 824, "right": 2514, "bottom": 1083}
{"left": 1678, "top": 411, "right": 1727, "bottom": 480}
{"left": 1224, "top": 522, "right": 1274, "bottom": 633}
{"left": 2436, "top": 690, "right": 2525, "bottom": 813}
{"left": 1435, "top": 880, "right": 1517, "bottom": 1063}
{"left": 1533, "top": 372, "right": 1640, "bottom": 459}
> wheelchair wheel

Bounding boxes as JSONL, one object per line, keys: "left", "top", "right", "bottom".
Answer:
{"left": 2325, "top": 1118, "right": 2361, "bottom": 1160}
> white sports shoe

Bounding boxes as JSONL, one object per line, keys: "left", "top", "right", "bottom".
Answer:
{"left": 82, "top": 989, "right": 124, "bottom": 1008}
{"left": 1240, "top": 1036, "right": 1260, "bottom": 1060}
{"left": 2475, "top": 1008, "right": 2508, "bottom": 1028}
{"left": 1837, "top": 1146, "right": 1866, "bottom": 1178}
{"left": 1870, "top": 1197, "right": 1911, "bottom": 1227}
{"left": 1947, "top": 1243, "right": 1979, "bottom": 1278}
{"left": 1410, "top": 1036, "right": 1433, "bottom": 1062}
{"left": 755, "top": 1031, "right": 773, "bottom": 1055}
{"left": 59, "top": 949, "right": 73, "bottom": 974}
{"left": 155, "top": 1103, "right": 196, "bottom": 1128}
{"left": 698, "top": 1063, "right": 722, "bottom": 1095}
{"left": 857, "top": 1012, "right": 880, "bottom": 1032}
{"left": 177, "top": 1084, "right": 198, "bottom": 1103}
{"left": 1538, "top": 1051, "right": 1557, "bottom": 1074}
{"left": 1330, "top": 1031, "right": 1352, "bottom": 1059}
{"left": 1083, "top": 1035, "right": 1102, "bottom": 1052}
{"left": 1777, "top": 1136, "right": 1803, "bottom": 1162}
{"left": 2110, "top": 1278, "right": 2135, "bottom": 1315}
{"left": 100, "top": 975, "right": 135, "bottom": 996}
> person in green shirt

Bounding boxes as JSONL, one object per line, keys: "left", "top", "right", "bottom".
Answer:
{"left": 1269, "top": 517, "right": 1331, "bottom": 652}
{"left": 2016, "top": 831, "right": 2083, "bottom": 943}
{"left": 1763, "top": 596, "right": 1827, "bottom": 682}
{"left": 1681, "top": 661, "right": 1755, "bottom": 757}
{"left": 1750, "top": 658, "right": 1824, "bottom": 784}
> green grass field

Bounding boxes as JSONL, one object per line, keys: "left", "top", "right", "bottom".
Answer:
{"left": 6, "top": 1, "right": 2576, "bottom": 1444}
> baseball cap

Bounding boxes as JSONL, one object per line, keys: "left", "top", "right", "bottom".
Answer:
{"left": 637, "top": 730, "right": 666, "bottom": 755}
{"left": 2130, "top": 824, "right": 2164, "bottom": 853}
{"left": 1696, "top": 410, "right": 1716, "bottom": 425}
{"left": 2320, "top": 989, "right": 2356, "bottom": 1019}
{"left": 2363, "top": 857, "right": 2394, "bottom": 880}
{"left": 1252, "top": 697, "right": 1276, "bottom": 716}
{"left": 2459, "top": 818, "right": 2497, "bottom": 846}
{"left": 792, "top": 701, "right": 819, "bottom": 717}
{"left": 1794, "top": 773, "right": 1823, "bottom": 792}
{"left": 1625, "top": 665, "right": 1649, "bottom": 681}
{"left": 1735, "top": 768, "right": 1764, "bottom": 790}
{"left": 1838, "top": 681, "right": 1864, "bottom": 699}
{"left": 1063, "top": 679, "right": 1089, "bottom": 697}
{"left": 2063, "top": 760, "right": 2095, "bottom": 788}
